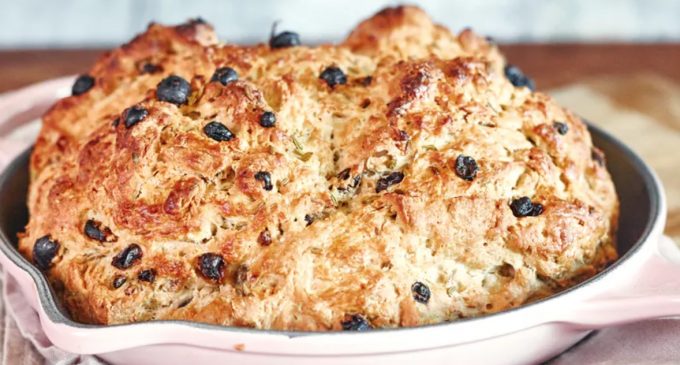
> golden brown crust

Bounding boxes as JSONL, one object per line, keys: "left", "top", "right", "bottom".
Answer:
{"left": 19, "top": 6, "right": 618, "bottom": 330}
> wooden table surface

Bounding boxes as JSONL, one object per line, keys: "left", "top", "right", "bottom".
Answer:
{"left": 0, "top": 43, "right": 680, "bottom": 239}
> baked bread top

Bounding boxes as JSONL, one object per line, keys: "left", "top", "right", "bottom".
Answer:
{"left": 19, "top": 6, "right": 618, "bottom": 330}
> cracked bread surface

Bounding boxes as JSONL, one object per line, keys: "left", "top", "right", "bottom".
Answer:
{"left": 19, "top": 6, "right": 618, "bottom": 330}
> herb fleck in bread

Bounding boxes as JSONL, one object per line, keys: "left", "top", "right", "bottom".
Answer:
{"left": 19, "top": 6, "right": 618, "bottom": 330}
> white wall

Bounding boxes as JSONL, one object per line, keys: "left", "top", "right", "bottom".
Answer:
{"left": 0, "top": 0, "right": 678, "bottom": 48}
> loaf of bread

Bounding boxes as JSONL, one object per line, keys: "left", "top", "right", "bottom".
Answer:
{"left": 19, "top": 6, "right": 618, "bottom": 330}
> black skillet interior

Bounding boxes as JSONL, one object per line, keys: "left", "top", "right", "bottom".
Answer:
{"left": 0, "top": 124, "right": 660, "bottom": 329}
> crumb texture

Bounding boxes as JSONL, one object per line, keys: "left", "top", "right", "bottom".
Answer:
{"left": 20, "top": 6, "right": 617, "bottom": 330}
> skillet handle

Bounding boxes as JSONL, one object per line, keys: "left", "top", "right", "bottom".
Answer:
{"left": 563, "top": 235, "right": 680, "bottom": 328}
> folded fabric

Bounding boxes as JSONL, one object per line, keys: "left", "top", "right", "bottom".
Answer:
{"left": 2, "top": 273, "right": 105, "bottom": 365}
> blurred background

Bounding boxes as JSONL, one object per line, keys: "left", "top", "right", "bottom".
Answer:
{"left": 1, "top": 0, "right": 679, "bottom": 47}
{"left": 1, "top": 0, "right": 679, "bottom": 92}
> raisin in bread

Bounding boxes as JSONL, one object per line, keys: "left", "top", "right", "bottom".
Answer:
{"left": 19, "top": 6, "right": 618, "bottom": 330}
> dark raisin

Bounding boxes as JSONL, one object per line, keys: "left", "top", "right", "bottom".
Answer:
{"left": 498, "top": 263, "right": 516, "bottom": 278}
{"left": 84, "top": 219, "right": 112, "bottom": 242}
{"left": 454, "top": 155, "right": 478, "bottom": 181}
{"left": 203, "top": 121, "right": 234, "bottom": 142}
{"left": 258, "top": 228, "right": 272, "bottom": 246}
{"left": 84, "top": 219, "right": 104, "bottom": 241}
{"left": 138, "top": 269, "right": 156, "bottom": 283}
{"left": 259, "top": 111, "right": 276, "bottom": 128}
{"left": 411, "top": 281, "right": 431, "bottom": 304}
{"left": 360, "top": 76, "right": 373, "bottom": 86}
{"left": 197, "top": 253, "right": 225, "bottom": 282}
{"left": 396, "top": 130, "right": 409, "bottom": 142}
{"left": 376, "top": 172, "right": 404, "bottom": 193}
{"left": 177, "top": 18, "right": 207, "bottom": 32}
{"left": 337, "top": 168, "right": 351, "bottom": 180}
{"left": 510, "top": 197, "right": 533, "bottom": 217}
{"left": 32, "top": 235, "right": 59, "bottom": 271}
{"left": 350, "top": 175, "right": 362, "bottom": 189}
{"left": 504, "top": 64, "right": 535, "bottom": 91}
{"left": 254, "top": 171, "right": 273, "bottom": 191}
{"left": 156, "top": 75, "right": 191, "bottom": 105}
{"left": 592, "top": 148, "right": 605, "bottom": 166}
{"left": 112, "top": 275, "right": 127, "bottom": 289}
{"left": 269, "top": 31, "right": 301, "bottom": 49}
{"left": 553, "top": 121, "right": 569, "bottom": 135}
{"left": 210, "top": 67, "right": 239, "bottom": 86}
{"left": 319, "top": 66, "right": 347, "bottom": 88}
{"left": 141, "top": 63, "right": 162, "bottom": 74}
{"left": 532, "top": 203, "right": 544, "bottom": 216}
{"left": 72, "top": 74, "right": 95, "bottom": 96}
{"left": 510, "top": 197, "right": 544, "bottom": 218}
{"left": 111, "top": 244, "right": 143, "bottom": 269}
{"left": 341, "top": 314, "right": 371, "bottom": 331}
{"left": 122, "top": 105, "right": 149, "bottom": 128}
{"left": 304, "top": 214, "right": 314, "bottom": 226}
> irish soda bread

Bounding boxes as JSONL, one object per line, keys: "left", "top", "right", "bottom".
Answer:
{"left": 19, "top": 6, "right": 618, "bottom": 330}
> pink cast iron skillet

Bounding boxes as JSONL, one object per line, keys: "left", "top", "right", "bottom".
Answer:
{"left": 0, "top": 77, "right": 677, "bottom": 365}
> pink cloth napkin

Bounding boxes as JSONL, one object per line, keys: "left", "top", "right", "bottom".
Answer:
{"left": 0, "top": 78, "right": 678, "bottom": 365}
{"left": 2, "top": 273, "right": 104, "bottom": 365}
